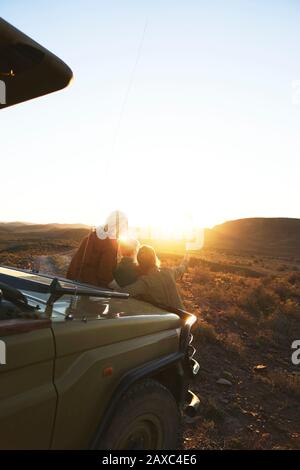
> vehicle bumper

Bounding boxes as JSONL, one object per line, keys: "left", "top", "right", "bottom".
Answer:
{"left": 178, "top": 312, "right": 200, "bottom": 414}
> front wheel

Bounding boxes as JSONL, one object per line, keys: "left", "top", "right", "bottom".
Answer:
{"left": 97, "top": 379, "right": 181, "bottom": 450}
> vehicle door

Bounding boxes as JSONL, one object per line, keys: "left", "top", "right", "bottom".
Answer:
{"left": 0, "top": 317, "right": 57, "bottom": 449}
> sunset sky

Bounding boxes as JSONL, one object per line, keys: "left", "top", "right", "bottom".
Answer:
{"left": 1, "top": 0, "right": 300, "bottom": 231}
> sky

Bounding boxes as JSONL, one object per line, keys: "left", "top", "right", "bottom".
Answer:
{"left": 1, "top": 0, "right": 300, "bottom": 231}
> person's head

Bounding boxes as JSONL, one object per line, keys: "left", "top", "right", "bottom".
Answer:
{"left": 119, "top": 238, "right": 139, "bottom": 260}
{"left": 137, "top": 245, "right": 160, "bottom": 274}
{"left": 96, "top": 210, "right": 128, "bottom": 240}
{"left": 106, "top": 210, "right": 128, "bottom": 238}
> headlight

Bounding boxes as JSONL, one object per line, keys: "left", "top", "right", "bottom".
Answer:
{"left": 185, "top": 314, "right": 197, "bottom": 328}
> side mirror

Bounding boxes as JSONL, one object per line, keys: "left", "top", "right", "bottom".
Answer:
{"left": 0, "top": 17, "right": 73, "bottom": 109}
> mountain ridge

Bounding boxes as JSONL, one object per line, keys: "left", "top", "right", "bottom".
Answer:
{"left": 0, "top": 217, "right": 299, "bottom": 257}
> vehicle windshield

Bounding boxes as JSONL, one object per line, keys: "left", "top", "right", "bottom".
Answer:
{"left": 0, "top": 265, "right": 128, "bottom": 320}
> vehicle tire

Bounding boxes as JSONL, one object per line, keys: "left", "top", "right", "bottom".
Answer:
{"left": 98, "top": 378, "right": 181, "bottom": 450}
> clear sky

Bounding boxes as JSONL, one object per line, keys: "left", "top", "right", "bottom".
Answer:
{"left": 1, "top": 0, "right": 300, "bottom": 231}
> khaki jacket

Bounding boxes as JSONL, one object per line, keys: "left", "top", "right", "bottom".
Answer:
{"left": 119, "top": 265, "right": 186, "bottom": 310}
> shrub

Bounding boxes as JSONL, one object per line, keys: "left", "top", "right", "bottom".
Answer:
{"left": 279, "top": 299, "right": 300, "bottom": 320}
{"left": 288, "top": 272, "right": 300, "bottom": 285}
{"left": 240, "top": 285, "right": 278, "bottom": 318}
{"left": 202, "top": 398, "right": 225, "bottom": 422}
{"left": 273, "top": 280, "right": 293, "bottom": 301}
{"left": 192, "top": 267, "right": 211, "bottom": 284}
{"left": 219, "top": 332, "right": 245, "bottom": 356}
{"left": 268, "top": 370, "right": 300, "bottom": 399}
{"left": 193, "top": 320, "right": 218, "bottom": 343}
{"left": 265, "top": 313, "right": 291, "bottom": 337}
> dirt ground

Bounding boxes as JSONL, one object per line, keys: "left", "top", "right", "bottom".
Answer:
{"left": 2, "top": 246, "right": 300, "bottom": 449}
{"left": 41, "top": 248, "right": 300, "bottom": 449}
{"left": 173, "top": 252, "right": 300, "bottom": 450}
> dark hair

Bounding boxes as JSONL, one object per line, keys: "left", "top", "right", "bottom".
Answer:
{"left": 137, "top": 245, "right": 160, "bottom": 274}
{"left": 119, "top": 238, "right": 139, "bottom": 258}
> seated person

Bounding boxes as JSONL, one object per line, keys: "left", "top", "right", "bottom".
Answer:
{"left": 116, "top": 245, "right": 189, "bottom": 310}
{"left": 109, "top": 238, "right": 140, "bottom": 288}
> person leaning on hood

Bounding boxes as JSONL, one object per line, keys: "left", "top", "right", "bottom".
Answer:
{"left": 109, "top": 238, "right": 140, "bottom": 288}
{"left": 66, "top": 211, "right": 128, "bottom": 288}
{"left": 115, "top": 245, "right": 189, "bottom": 310}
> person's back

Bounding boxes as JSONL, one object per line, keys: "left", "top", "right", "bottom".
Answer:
{"left": 117, "top": 245, "right": 188, "bottom": 310}
{"left": 135, "top": 267, "right": 184, "bottom": 309}
{"left": 114, "top": 256, "right": 139, "bottom": 287}
{"left": 111, "top": 238, "right": 140, "bottom": 288}
{"left": 66, "top": 230, "right": 118, "bottom": 287}
{"left": 66, "top": 211, "right": 128, "bottom": 288}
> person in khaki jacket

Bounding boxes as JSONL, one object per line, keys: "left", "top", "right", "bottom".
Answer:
{"left": 117, "top": 245, "right": 189, "bottom": 310}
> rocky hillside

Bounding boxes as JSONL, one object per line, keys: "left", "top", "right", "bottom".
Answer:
{"left": 205, "top": 218, "right": 300, "bottom": 257}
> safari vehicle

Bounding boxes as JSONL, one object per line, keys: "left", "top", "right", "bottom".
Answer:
{"left": 0, "top": 17, "right": 72, "bottom": 109}
{"left": 0, "top": 19, "right": 200, "bottom": 449}
{"left": 0, "top": 266, "right": 199, "bottom": 449}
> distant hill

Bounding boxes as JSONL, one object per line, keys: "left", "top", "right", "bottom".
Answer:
{"left": 0, "top": 222, "right": 90, "bottom": 244}
{"left": 205, "top": 218, "right": 300, "bottom": 257}
{"left": 0, "top": 218, "right": 299, "bottom": 258}
{"left": 0, "top": 222, "right": 88, "bottom": 232}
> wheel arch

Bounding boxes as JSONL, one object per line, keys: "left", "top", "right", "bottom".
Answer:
{"left": 90, "top": 351, "right": 184, "bottom": 449}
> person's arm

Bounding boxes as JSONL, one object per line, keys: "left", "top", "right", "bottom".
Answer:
{"left": 172, "top": 254, "right": 190, "bottom": 280}
{"left": 117, "top": 278, "right": 146, "bottom": 297}
{"left": 108, "top": 279, "right": 120, "bottom": 289}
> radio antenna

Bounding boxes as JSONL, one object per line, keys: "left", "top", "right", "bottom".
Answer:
{"left": 103, "top": 19, "right": 148, "bottom": 187}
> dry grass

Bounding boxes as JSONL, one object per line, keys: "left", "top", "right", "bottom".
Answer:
{"left": 218, "top": 331, "right": 246, "bottom": 356}
{"left": 268, "top": 370, "right": 300, "bottom": 399}
{"left": 2, "top": 240, "right": 300, "bottom": 450}
{"left": 193, "top": 320, "right": 218, "bottom": 343}
{"left": 171, "top": 250, "right": 300, "bottom": 450}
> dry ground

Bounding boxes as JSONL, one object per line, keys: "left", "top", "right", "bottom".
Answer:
{"left": 1, "top": 244, "right": 300, "bottom": 449}
{"left": 164, "top": 251, "right": 300, "bottom": 450}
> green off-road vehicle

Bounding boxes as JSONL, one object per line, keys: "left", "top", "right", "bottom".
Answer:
{"left": 0, "top": 266, "right": 199, "bottom": 449}
{"left": 0, "top": 19, "right": 199, "bottom": 449}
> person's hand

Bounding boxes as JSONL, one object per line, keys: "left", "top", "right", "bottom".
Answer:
{"left": 108, "top": 279, "right": 120, "bottom": 290}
